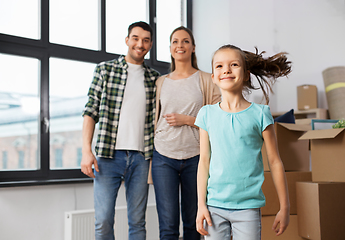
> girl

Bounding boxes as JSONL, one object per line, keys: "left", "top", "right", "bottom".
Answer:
{"left": 151, "top": 26, "right": 221, "bottom": 240}
{"left": 195, "top": 44, "right": 291, "bottom": 240}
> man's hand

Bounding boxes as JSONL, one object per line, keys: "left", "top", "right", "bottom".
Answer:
{"left": 81, "top": 151, "right": 99, "bottom": 178}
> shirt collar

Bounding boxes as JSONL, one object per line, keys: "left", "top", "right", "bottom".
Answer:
{"left": 120, "top": 55, "right": 149, "bottom": 71}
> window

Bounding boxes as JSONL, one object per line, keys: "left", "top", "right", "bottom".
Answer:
{"left": 156, "top": 0, "right": 188, "bottom": 62}
{"left": 2, "top": 151, "right": 8, "bottom": 169}
{"left": 18, "top": 151, "right": 25, "bottom": 169}
{"left": 49, "top": 58, "right": 96, "bottom": 170}
{"left": 49, "top": 0, "right": 99, "bottom": 50}
{"left": 54, "top": 148, "right": 63, "bottom": 168}
{"left": 0, "top": 54, "right": 40, "bottom": 172}
{"left": 106, "top": 0, "right": 149, "bottom": 55}
{"left": 0, "top": 0, "right": 40, "bottom": 39}
{"left": 76, "top": 148, "right": 82, "bottom": 167}
{"left": 0, "top": 0, "right": 192, "bottom": 186}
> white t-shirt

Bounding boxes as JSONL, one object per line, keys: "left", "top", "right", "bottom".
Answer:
{"left": 115, "top": 62, "right": 146, "bottom": 152}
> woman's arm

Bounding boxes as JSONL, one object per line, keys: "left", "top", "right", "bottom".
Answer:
{"left": 262, "top": 124, "right": 290, "bottom": 236}
{"left": 196, "top": 128, "right": 212, "bottom": 235}
{"left": 163, "top": 113, "right": 197, "bottom": 128}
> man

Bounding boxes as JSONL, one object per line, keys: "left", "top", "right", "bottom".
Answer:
{"left": 81, "top": 21, "right": 160, "bottom": 240}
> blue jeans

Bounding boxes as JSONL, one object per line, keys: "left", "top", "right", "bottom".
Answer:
{"left": 152, "top": 149, "right": 200, "bottom": 240}
{"left": 205, "top": 206, "right": 261, "bottom": 240}
{"left": 94, "top": 150, "right": 149, "bottom": 240}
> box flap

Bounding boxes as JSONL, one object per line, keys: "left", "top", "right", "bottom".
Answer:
{"left": 299, "top": 128, "right": 345, "bottom": 140}
{"left": 277, "top": 122, "right": 312, "bottom": 131}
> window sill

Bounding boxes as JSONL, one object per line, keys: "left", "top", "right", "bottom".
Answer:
{"left": 0, "top": 178, "right": 93, "bottom": 188}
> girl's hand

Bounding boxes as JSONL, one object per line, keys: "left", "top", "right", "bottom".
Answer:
{"left": 196, "top": 205, "right": 212, "bottom": 236}
{"left": 163, "top": 113, "right": 189, "bottom": 127}
{"left": 272, "top": 209, "right": 290, "bottom": 236}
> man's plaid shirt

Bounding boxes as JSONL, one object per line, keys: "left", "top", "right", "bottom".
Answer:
{"left": 82, "top": 55, "right": 160, "bottom": 160}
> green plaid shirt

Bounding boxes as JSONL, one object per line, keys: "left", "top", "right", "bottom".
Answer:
{"left": 82, "top": 55, "right": 160, "bottom": 160}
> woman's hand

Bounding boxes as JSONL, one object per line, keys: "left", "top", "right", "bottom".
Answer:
{"left": 196, "top": 204, "right": 212, "bottom": 236}
{"left": 163, "top": 113, "right": 195, "bottom": 127}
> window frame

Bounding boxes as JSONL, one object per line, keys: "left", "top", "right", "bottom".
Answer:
{"left": 0, "top": 0, "right": 193, "bottom": 187}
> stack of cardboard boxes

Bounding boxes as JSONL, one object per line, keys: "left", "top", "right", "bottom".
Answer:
{"left": 261, "top": 122, "right": 312, "bottom": 240}
{"left": 296, "top": 84, "right": 345, "bottom": 240}
{"left": 297, "top": 126, "right": 345, "bottom": 240}
{"left": 260, "top": 84, "right": 345, "bottom": 240}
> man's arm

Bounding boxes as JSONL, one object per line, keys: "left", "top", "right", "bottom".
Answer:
{"left": 81, "top": 115, "right": 99, "bottom": 178}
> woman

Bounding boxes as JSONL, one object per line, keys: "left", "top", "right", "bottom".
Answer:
{"left": 152, "top": 26, "right": 221, "bottom": 240}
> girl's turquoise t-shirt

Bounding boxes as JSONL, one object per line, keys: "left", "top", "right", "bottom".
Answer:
{"left": 195, "top": 102, "right": 274, "bottom": 209}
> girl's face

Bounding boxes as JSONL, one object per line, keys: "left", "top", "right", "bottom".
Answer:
{"left": 170, "top": 30, "right": 195, "bottom": 62}
{"left": 212, "top": 48, "right": 248, "bottom": 92}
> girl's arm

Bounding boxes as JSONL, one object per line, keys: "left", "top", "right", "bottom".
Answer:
{"left": 163, "top": 113, "right": 198, "bottom": 128}
{"left": 196, "top": 128, "right": 212, "bottom": 235}
{"left": 262, "top": 124, "right": 290, "bottom": 236}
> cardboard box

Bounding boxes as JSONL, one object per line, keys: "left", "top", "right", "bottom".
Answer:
{"left": 262, "top": 123, "right": 311, "bottom": 171}
{"left": 262, "top": 171, "right": 311, "bottom": 215}
{"left": 299, "top": 128, "right": 345, "bottom": 182}
{"left": 296, "top": 182, "right": 345, "bottom": 240}
{"left": 261, "top": 215, "right": 304, "bottom": 240}
{"left": 297, "top": 85, "right": 318, "bottom": 110}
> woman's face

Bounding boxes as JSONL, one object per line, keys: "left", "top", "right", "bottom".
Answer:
{"left": 170, "top": 30, "right": 195, "bottom": 62}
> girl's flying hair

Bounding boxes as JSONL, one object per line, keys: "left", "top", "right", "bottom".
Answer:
{"left": 213, "top": 44, "right": 292, "bottom": 104}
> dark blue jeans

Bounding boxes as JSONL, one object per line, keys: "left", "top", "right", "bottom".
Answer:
{"left": 152, "top": 149, "right": 200, "bottom": 240}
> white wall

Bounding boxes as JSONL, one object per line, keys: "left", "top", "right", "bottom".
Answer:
{"left": 0, "top": 183, "right": 92, "bottom": 240}
{"left": 0, "top": 182, "right": 156, "bottom": 240}
{"left": 2, "top": 1, "right": 345, "bottom": 239}
{"left": 194, "top": 0, "right": 345, "bottom": 112}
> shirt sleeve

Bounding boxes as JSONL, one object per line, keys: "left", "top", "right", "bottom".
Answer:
{"left": 195, "top": 105, "right": 208, "bottom": 131}
{"left": 262, "top": 105, "right": 274, "bottom": 132}
{"left": 82, "top": 64, "right": 104, "bottom": 123}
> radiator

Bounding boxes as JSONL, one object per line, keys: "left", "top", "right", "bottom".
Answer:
{"left": 65, "top": 204, "right": 160, "bottom": 240}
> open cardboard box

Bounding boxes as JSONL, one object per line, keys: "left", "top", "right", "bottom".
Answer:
{"left": 262, "top": 122, "right": 311, "bottom": 171}
{"left": 296, "top": 181, "right": 345, "bottom": 240}
{"left": 262, "top": 171, "right": 311, "bottom": 215}
{"left": 299, "top": 128, "right": 345, "bottom": 182}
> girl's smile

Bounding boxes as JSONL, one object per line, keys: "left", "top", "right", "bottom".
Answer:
{"left": 220, "top": 75, "right": 235, "bottom": 81}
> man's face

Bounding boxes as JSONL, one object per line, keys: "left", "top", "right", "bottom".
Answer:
{"left": 125, "top": 27, "right": 152, "bottom": 64}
